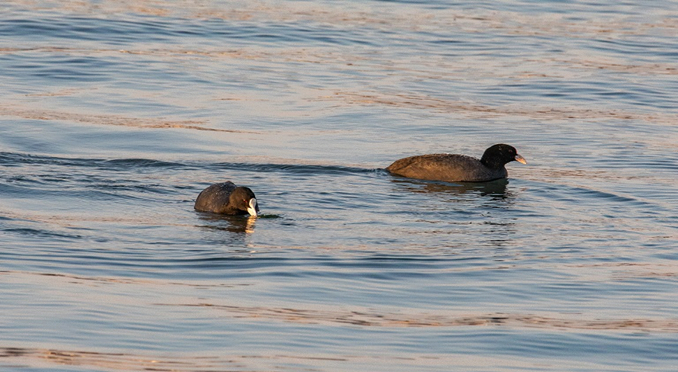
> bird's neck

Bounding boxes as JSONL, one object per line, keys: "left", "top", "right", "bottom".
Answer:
{"left": 480, "top": 157, "right": 504, "bottom": 169}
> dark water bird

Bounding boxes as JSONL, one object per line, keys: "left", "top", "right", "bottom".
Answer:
{"left": 194, "top": 181, "right": 259, "bottom": 216}
{"left": 386, "top": 144, "right": 527, "bottom": 183}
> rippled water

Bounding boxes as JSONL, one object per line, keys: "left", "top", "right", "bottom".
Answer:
{"left": 1, "top": 1, "right": 678, "bottom": 371}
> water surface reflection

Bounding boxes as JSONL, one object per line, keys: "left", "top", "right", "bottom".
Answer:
{"left": 390, "top": 177, "right": 512, "bottom": 199}
{"left": 196, "top": 213, "right": 257, "bottom": 235}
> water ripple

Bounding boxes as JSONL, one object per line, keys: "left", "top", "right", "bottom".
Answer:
{"left": 2, "top": 1, "right": 678, "bottom": 371}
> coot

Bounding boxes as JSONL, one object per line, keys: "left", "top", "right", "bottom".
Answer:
{"left": 386, "top": 144, "right": 526, "bottom": 183}
{"left": 194, "top": 181, "right": 258, "bottom": 216}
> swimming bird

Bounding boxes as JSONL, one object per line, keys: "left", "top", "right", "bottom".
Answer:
{"left": 386, "top": 144, "right": 527, "bottom": 183}
{"left": 194, "top": 181, "right": 258, "bottom": 216}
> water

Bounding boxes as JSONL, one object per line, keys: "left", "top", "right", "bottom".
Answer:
{"left": 1, "top": 1, "right": 678, "bottom": 371}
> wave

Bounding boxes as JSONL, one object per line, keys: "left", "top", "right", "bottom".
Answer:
{"left": 0, "top": 151, "right": 380, "bottom": 175}
{"left": 0, "top": 15, "right": 377, "bottom": 47}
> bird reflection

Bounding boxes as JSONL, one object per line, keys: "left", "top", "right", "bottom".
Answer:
{"left": 391, "top": 178, "right": 511, "bottom": 199}
{"left": 196, "top": 213, "right": 257, "bottom": 234}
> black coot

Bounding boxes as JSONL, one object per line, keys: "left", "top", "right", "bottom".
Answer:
{"left": 386, "top": 144, "right": 526, "bottom": 183}
{"left": 194, "top": 181, "right": 259, "bottom": 216}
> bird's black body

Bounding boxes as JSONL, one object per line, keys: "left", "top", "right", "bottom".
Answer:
{"left": 194, "top": 181, "right": 258, "bottom": 215}
{"left": 386, "top": 144, "right": 526, "bottom": 183}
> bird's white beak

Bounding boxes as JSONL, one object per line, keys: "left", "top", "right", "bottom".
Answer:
{"left": 247, "top": 198, "right": 258, "bottom": 217}
{"left": 515, "top": 154, "right": 527, "bottom": 165}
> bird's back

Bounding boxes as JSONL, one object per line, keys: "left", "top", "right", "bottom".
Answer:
{"left": 194, "top": 181, "right": 237, "bottom": 213}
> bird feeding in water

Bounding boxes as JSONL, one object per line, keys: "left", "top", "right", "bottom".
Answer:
{"left": 194, "top": 181, "right": 258, "bottom": 216}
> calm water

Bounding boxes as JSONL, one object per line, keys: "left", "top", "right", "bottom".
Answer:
{"left": 1, "top": 1, "right": 678, "bottom": 371}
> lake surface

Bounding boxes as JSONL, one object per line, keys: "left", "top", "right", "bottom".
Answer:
{"left": 1, "top": 1, "right": 678, "bottom": 371}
